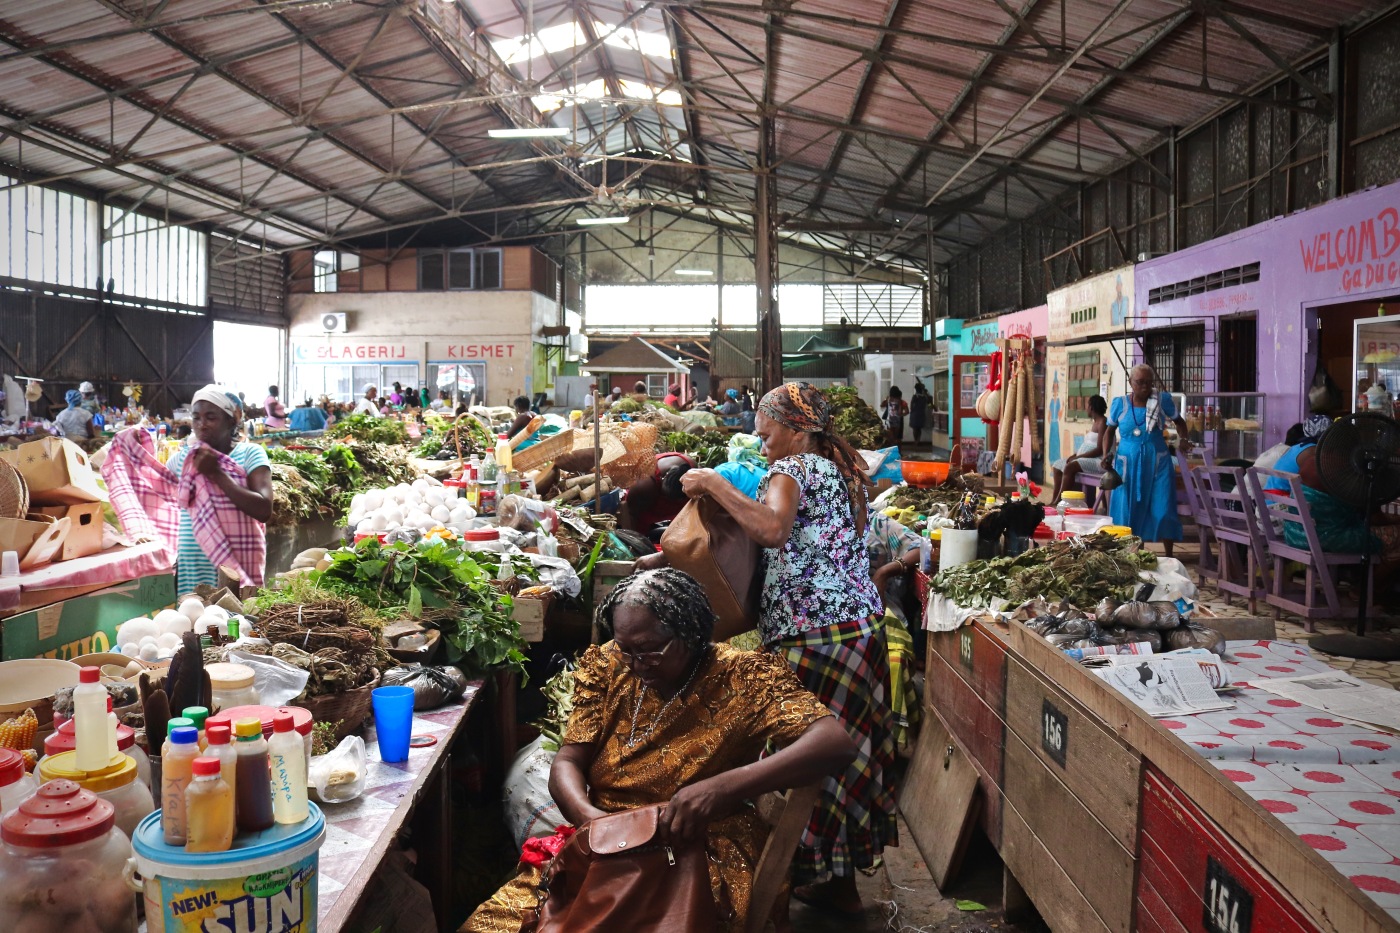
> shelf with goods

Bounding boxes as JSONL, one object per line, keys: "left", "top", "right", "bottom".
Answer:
{"left": 1179, "top": 392, "right": 1266, "bottom": 461}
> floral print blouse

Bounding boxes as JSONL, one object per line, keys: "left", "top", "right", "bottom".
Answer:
{"left": 758, "top": 453, "right": 883, "bottom": 643}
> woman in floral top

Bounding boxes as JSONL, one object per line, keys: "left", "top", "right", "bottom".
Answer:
{"left": 668, "top": 381, "right": 897, "bottom": 916}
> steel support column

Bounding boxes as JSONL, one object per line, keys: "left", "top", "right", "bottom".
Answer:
{"left": 755, "top": 112, "right": 781, "bottom": 392}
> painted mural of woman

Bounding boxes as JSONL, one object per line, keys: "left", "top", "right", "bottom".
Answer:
{"left": 1047, "top": 373, "right": 1062, "bottom": 467}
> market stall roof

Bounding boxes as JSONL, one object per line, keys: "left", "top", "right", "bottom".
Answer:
{"left": 0, "top": 0, "right": 1384, "bottom": 269}
{"left": 781, "top": 335, "right": 862, "bottom": 371}
{"left": 579, "top": 337, "right": 690, "bottom": 375}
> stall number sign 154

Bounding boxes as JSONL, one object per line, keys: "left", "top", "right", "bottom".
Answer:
{"left": 1204, "top": 856, "right": 1253, "bottom": 933}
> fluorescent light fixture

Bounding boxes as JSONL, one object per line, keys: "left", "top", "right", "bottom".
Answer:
{"left": 673, "top": 269, "right": 713, "bottom": 276}
{"left": 488, "top": 127, "right": 570, "bottom": 139}
{"left": 576, "top": 216, "right": 631, "bottom": 226}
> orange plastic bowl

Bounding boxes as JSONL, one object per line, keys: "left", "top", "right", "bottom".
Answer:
{"left": 901, "top": 460, "right": 950, "bottom": 488}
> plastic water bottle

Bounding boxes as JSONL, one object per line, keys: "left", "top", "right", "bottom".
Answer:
{"left": 73, "top": 667, "right": 108, "bottom": 772}
{"left": 268, "top": 713, "right": 308, "bottom": 824}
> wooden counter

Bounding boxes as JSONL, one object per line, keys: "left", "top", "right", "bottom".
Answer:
{"left": 918, "top": 618, "right": 1400, "bottom": 933}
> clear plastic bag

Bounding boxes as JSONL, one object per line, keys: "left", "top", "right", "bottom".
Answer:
{"left": 310, "top": 735, "right": 367, "bottom": 803}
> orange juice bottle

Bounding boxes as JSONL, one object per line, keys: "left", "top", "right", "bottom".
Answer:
{"left": 184, "top": 756, "right": 234, "bottom": 852}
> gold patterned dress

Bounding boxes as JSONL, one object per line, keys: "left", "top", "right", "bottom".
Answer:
{"left": 461, "top": 642, "right": 833, "bottom": 932}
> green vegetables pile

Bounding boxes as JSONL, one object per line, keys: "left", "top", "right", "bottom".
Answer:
{"left": 660, "top": 430, "right": 729, "bottom": 468}
{"left": 823, "top": 385, "right": 887, "bottom": 449}
{"left": 334, "top": 413, "right": 410, "bottom": 445}
{"left": 886, "top": 474, "right": 984, "bottom": 512}
{"left": 264, "top": 441, "right": 414, "bottom": 525}
{"left": 313, "top": 537, "right": 528, "bottom": 677}
{"left": 930, "top": 533, "right": 1157, "bottom": 608}
{"left": 532, "top": 664, "right": 577, "bottom": 752}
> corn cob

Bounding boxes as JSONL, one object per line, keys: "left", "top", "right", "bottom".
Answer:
{"left": 0, "top": 707, "right": 38, "bottom": 751}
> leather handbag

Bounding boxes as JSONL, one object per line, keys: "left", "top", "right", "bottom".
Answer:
{"left": 660, "top": 496, "right": 761, "bottom": 641}
{"left": 521, "top": 805, "right": 719, "bottom": 933}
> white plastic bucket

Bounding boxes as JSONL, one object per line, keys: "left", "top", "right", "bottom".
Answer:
{"left": 127, "top": 804, "right": 325, "bottom": 933}
{"left": 938, "top": 529, "right": 979, "bottom": 571}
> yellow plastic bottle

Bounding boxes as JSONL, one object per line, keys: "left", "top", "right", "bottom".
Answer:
{"left": 184, "top": 756, "right": 234, "bottom": 852}
{"left": 205, "top": 723, "right": 237, "bottom": 797}
{"left": 161, "top": 726, "right": 200, "bottom": 845}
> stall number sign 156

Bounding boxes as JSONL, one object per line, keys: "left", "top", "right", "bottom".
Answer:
{"left": 1041, "top": 699, "right": 1068, "bottom": 767}
{"left": 1204, "top": 856, "right": 1253, "bottom": 933}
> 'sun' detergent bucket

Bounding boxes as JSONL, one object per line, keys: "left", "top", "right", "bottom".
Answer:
{"left": 128, "top": 803, "right": 325, "bottom": 933}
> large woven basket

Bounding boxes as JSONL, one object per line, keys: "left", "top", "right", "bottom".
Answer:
{"left": 0, "top": 459, "right": 29, "bottom": 520}
{"left": 289, "top": 666, "right": 381, "bottom": 744}
{"left": 512, "top": 428, "right": 577, "bottom": 472}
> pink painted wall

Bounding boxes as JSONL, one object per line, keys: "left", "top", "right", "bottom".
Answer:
{"left": 1135, "top": 179, "right": 1400, "bottom": 446}
{"left": 998, "top": 304, "right": 1048, "bottom": 339}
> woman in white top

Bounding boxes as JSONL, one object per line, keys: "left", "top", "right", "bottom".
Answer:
{"left": 352, "top": 385, "right": 381, "bottom": 417}
{"left": 1049, "top": 394, "right": 1107, "bottom": 502}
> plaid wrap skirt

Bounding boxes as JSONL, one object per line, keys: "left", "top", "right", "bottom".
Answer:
{"left": 777, "top": 615, "right": 899, "bottom": 883}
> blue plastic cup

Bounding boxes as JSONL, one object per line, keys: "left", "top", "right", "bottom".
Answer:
{"left": 371, "top": 686, "right": 415, "bottom": 763}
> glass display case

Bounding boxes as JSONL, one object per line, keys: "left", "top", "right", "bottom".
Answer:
{"left": 1352, "top": 317, "right": 1400, "bottom": 416}
{"left": 1178, "top": 392, "right": 1267, "bottom": 460}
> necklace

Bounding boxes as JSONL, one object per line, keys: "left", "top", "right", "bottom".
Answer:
{"left": 626, "top": 648, "right": 708, "bottom": 749}
{"left": 1130, "top": 395, "right": 1147, "bottom": 437}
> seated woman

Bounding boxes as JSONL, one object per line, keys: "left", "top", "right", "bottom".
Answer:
{"left": 1049, "top": 394, "right": 1107, "bottom": 502}
{"left": 462, "top": 568, "right": 857, "bottom": 932}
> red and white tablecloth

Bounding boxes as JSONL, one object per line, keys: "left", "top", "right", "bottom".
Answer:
{"left": 1171, "top": 640, "right": 1400, "bottom": 922}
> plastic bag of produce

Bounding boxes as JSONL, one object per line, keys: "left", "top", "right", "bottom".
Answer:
{"left": 1166, "top": 622, "right": 1226, "bottom": 656}
{"left": 504, "top": 735, "right": 565, "bottom": 849}
{"left": 310, "top": 735, "right": 367, "bottom": 803}
{"left": 380, "top": 664, "right": 468, "bottom": 710}
{"left": 1110, "top": 601, "right": 1159, "bottom": 630}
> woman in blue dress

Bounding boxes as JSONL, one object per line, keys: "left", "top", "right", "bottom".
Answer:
{"left": 1046, "top": 373, "right": 1062, "bottom": 467}
{"left": 1099, "top": 364, "right": 1189, "bottom": 556}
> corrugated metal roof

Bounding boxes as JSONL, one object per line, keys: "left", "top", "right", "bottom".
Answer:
{"left": 0, "top": 0, "right": 1386, "bottom": 271}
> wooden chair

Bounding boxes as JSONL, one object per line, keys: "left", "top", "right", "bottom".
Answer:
{"left": 1245, "top": 467, "right": 1372, "bottom": 630}
{"left": 1195, "top": 464, "right": 1270, "bottom": 613}
{"left": 747, "top": 783, "right": 822, "bottom": 933}
{"left": 1176, "top": 447, "right": 1217, "bottom": 588}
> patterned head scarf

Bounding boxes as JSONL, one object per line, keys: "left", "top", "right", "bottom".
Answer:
{"left": 1304, "top": 413, "right": 1331, "bottom": 440}
{"left": 191, "top": 385, "right": 242, "bottom": 421}
{"left": 65, "top": 389, "right": 82, "bottom": 408}
{"left": 757, "top": 382, "right": 872, "bottom": 525}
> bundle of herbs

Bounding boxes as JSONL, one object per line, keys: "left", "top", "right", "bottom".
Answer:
{"left": 822, "top": 385, "right": 887, "bottom": 450}
{"left": 886, "top": 473, "right": 985, "bottom": 512}
{"left": 313, "top": 538, "right": 528, "bottom": 677}
{"left": 335, "top": 412, "right": 410, "bottom": 445}
{"left": 930, "top": 532, "right": 1156, "bottom": 608}
{"left": 659, "top": 430, "right": 729, "bottom": 468}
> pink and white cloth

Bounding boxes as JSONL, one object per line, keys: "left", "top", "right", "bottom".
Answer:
{"left": 100, "top": 427, "right": 265, "bottom": 587}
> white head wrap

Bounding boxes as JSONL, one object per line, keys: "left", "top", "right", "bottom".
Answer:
{"left": 191, "top": 385, "right": 242, "bottom": 420}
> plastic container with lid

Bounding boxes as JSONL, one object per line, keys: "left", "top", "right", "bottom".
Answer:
{"left": 43, "top": 715, "right": 151, "bottom": 788}
{"left": 1064, "top": 511, "right": 1114, "bottom": 537}
{"left": 0, "top": 779, "right": 137, "bottom": 931}
{"left": 0, "top": 748, "right": 37, "bottom": 816}
{"left": 38, "top": 749, "right": 154, "bottom": 839}
{"left": 207, "top": 705, "right": 313, "bottom": 764}
{"left": 206, "top": 662, "right": 259, "bottom": 711}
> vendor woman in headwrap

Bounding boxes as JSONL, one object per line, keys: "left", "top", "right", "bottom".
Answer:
{"left": 642, "top": 381, "right": 897, "bottom": 916}
{"left": 55, "top": 389, "right": 96, "bottom": 440}
{"left": 166, "top": 386, "right": 272, "bottom": 591}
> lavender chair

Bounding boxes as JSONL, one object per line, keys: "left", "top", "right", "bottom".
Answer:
{"left": 1176, "top": 446, "right": 1217, "bottom": 587}
{"left": 1245, "top": 467, "right": 1372, "bottom": 629}
{"left": 1195, "top": 465, "right": 1269, "bottom": 613}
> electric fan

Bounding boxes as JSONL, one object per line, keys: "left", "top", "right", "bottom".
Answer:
{"left": 1309, "top": 412, "right": 1400, "bottom": 660}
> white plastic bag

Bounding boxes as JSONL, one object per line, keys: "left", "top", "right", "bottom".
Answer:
{"left": 310, "top": 735, "right": 367, "bottom": 803}
{"left": 227, "top": 649, "right": 310, "bottom": 706}
{"left": 503, "top": 735, "right": 564, "bottom": 849}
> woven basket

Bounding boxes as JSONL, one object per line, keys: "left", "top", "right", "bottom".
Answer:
{"left": 0, "top": 460, "right": 28, "bottom": 520}
{"left": 290, "top": 666, "right": 381, "bottom": 744}
{"left": 512, "top": 428, "right": 577, "bottom": 472}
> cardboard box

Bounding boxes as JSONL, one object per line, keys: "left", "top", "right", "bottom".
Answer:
{"left": 513, "top": 594, "right": 551, "bottom": 643}
{"left": 0, "top": 571, "right": 175, "bottom": 660}
{"left": 33, "top": 503, "right": 104, "bottom": 561}
{"left": 0, "top": 516, "right": 51, "bottom": 561}
{"left": 0, "top": 438, "right": 106, "bottom": 506}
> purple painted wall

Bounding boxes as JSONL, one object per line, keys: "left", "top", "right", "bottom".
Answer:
{"left": 1135, "top": 179, "right": 1400, "bottom": 445}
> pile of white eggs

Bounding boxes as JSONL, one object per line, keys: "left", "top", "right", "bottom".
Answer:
{"left": 116, "top": 597, "right": 237, "bottom": 661}
{"left": 348, "top": 478, "right": 475, "bottom": 538}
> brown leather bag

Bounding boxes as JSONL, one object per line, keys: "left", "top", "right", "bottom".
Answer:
{"left": 521, "top": 805, "right": 719, "bottom": 933}
{"left": 660, "top": 497, "right": 761, "bottom": 640}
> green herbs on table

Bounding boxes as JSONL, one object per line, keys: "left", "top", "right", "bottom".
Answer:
{"left": 313, "top": 537, "right": 528, "bottom": 678}
{"left": 929, "top": 532, "right": 1157, "bottom": 608}
{"left": 334, "top": 413, "right": 410, "bottom": 446}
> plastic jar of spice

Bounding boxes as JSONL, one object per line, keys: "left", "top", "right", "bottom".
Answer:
{"left": 206, "top": 662, "right": 259, "bottom": 712}
{"left": 0, "top": 749, "right": 37, "bottom": 816}
{"left": 0, "top": 779, "right": 137, "bottom": 932}
{"left": 39, "top": 749, "right": 154, "bottom": 840}
{"left": 43, "top": 715, "right": 152, "bottom": 788}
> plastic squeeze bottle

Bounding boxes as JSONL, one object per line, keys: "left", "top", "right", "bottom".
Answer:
{"left": 184, "top": 756, "right": 234, "bottom": 853}
{"left": 106, "top": 696, "right": 119, "bottom": 762}
{"left": 73, "top": 666, "right": 108, "bottom": 772}
{"left": 233, "top": 717, "right": 274, "bottom": 833}
{"left": 205, "top": 724, "right": 237, "bottom": 796}
{"left": 161, "top": 726, "right": 201, "bottom": 844}
{"left": 496, "top": 433, "right": 513, "bottom": 472}
{"left": 268, "top": 712, "right": 309, "bottom": 824}
{"left": 183, "top": 706, "right": 210, "bottom": 750}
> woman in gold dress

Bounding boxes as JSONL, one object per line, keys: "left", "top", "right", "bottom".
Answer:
{"left": 461, "top": 569, "right": 856, "bottom": 932}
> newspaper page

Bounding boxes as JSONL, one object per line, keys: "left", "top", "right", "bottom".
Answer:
{"left": 1252, "top": 672, "right": 1400, "bottom": 734}
{"left": 1094, "top": 657, "right": 1236, "bottom": 717}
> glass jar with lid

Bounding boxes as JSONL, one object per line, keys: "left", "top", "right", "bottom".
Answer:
{"left": 0, "top": 749, "right": 37, "bottom": 817}
{"left": 39, "top": 749, "right": 154, "bottom": 840}
{"left": 206, "top": 662, "right": 259, "bottom": 711}
{"left": 0, "top": 779, "right": 137, "bottom": 931}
